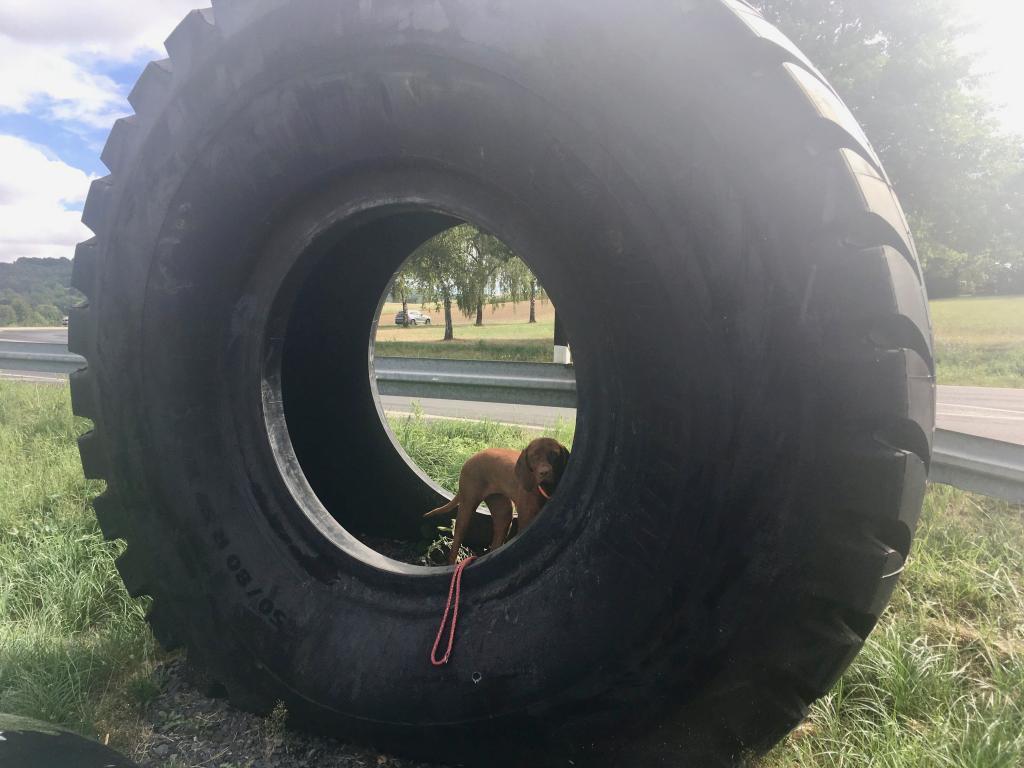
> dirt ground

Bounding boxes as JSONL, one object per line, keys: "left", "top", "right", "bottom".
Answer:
{"left": 131, "top": 659, "right": 444, "bottom": 768}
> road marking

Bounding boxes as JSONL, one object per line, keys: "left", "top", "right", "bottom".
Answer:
{"left": 0, "top": 372, "right": 68, "bottom": 383}
{"left": 938, "top": 404, "right": 1024, "bottom": 416}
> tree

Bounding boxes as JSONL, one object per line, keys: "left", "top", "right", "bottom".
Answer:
{"left": 0, "top": 304, "right": 15, "bottom": 326}
{"left": 408, "top": 228, "right": 466, "bottom": 341}
{"left": 0, "top": 257, "right": 82, "bottom": 325}
{"left": 453, "top": 227, "right": 517, "bottom": 326}
{"left": 9, "top": 296, "right": 33, "bottom": 325}
{"left": 757, "top": 0, "right": 1024, "bottom": 295}
{"left": 496, "top": 256, "right": 544, "bottom": 322}
{"left": 34, "top": 303, "right": 62, "bottom": 325}
{"left": 390, "top": 271, "right": 416, "bottom": 327}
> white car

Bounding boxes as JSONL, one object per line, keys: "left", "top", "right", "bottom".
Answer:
{"left": 393, "top": 309, "right": 431, "bottom": 326}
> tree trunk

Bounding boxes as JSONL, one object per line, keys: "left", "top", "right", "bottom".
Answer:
{"left": 402, "top": 297, "right": 409, "bottom": 327}
{"left": 475, "top": 301, "right": 484, "bottom": 326}
{"left": 529, "top": 281, "right": 537, "bottom": 323}
{"left": 444, "top": 297, "right": 454, "bottom": 341}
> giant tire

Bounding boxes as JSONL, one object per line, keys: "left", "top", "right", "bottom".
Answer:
{"left": 70, "top": 1, "right": 934, "bottom": 765}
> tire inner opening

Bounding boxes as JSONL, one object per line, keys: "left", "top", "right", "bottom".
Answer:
{"left": 273, "top": 208, "right": 576, "bottom": 569}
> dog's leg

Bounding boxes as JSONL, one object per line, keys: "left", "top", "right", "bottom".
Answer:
{"left": 448, "top": 494, "right": 481, "bottom": 565}
{"left": 515, "top": 495, "right": 541, "bottom": 531}
{"left": 484, "top": 494, "right": 514, "bottom": 553}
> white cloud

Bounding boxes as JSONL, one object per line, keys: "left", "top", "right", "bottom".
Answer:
{"left": 0, "top": 1, "right": 204, "bottom": 129}
{"left": 0, "top": 36, "right": 125, "bottom": 128}
{"left": 0, "top": 135, "right": 94, "bottom": 263}
{"left": 0, "top": 1, "right": 203, "bottom": 56}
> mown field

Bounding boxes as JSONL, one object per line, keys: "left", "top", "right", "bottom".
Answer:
{"left": 931, "top": 296, "right": 1024, "bottom": 388}
{"left": 378, "top": 295, "right": 1024, "bottom": 389}
{"left": 1, "top": 379, "right": 1022, "bottom": 765}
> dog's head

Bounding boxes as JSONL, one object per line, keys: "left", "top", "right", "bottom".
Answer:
{"left": 515, "top": 437, "right": 570, "bottom": 496}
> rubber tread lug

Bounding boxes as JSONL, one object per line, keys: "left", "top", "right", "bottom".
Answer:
{"left": 67, "top": 304, "right": 93, "bottom": 357}
{"left": 77, "top": 429, "right": 107, "bottom": 480}
{"left": 128, "top": 59, "right": 173, "bottom": 116}
{"left": 115, "top": 547, "right": 152, "bottom": 599}
{"left": 785, "top": 63, "right": 884, "bottom": 175}
{"left": 71, "top": 238, "right": 98, "bottom": 297}
{"left": 838, "top": 149, "right": 917, "bottom": 268}
{"left": 165, "top": 9, "right": 219, "bottom": 76}
{"left": 211, "top": 0, "right": 287, "bottom": 37}
{"left": 147, "top": 601, "right": 185, "bottom": 651}
{"left": 80, "top": 176, "right": 113, "bottom": 236}
{"left": 69, "top": 368, "right": 97, "bottom": 420}
{"left": 100, "top": 116, "right": 139, "bottom": 174}
{"left": 92, "top": 491, "right": 128, "bottom": 541}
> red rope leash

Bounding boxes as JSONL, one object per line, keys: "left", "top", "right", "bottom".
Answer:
{"left": 430, "top": 555, "right": 477, "bottom": 666}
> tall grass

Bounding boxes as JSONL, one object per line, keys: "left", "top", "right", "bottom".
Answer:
{"left": 760, "top": 486, "right": 1024, "bottom": 767}
{"left": 387, "top": 405, "right": 574, "bottom": 492}
{"left": 0, "top": 381, "right": 156, "bottom": 739}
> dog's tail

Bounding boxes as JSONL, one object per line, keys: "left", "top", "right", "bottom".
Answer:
{"left": 423, "top": 496, "right": 459, "bottom": 519}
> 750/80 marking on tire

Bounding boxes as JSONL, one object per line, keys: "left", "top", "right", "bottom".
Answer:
{"left": 212, "top": 528, "right": 290, "bottom": 631}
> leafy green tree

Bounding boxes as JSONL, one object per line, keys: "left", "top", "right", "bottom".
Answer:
{"left": 34, "top": 304, "right": 62, "bottom": 325}
{"left": 453, "top": 227, "right": 517, "bottom": 326}
{"left": 390, "top": 271, "right": 416, "bottom": 327}
{"left": 9, "top": 296, "right": 33, "bottom": 325}
{"left": 497, "top": 257, "right": 545, "bottom": 322}
{"left": 408, "top": 229, "right": 466, "bottom": 341}
{"left": 757, "top": 0, "right": 1024, "bottom": 295}
{"left": 0, "top": 304, "right": 16, "bottom": 326}
{"left": 0, "top": 257, "right": 82, "bottom": 325}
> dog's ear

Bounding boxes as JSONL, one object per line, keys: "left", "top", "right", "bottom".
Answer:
{"left": 555, "top": 444, "right": 570, "bottom": 481}
{"left": 515, "top": 448, "right": 535, "bottom": 490}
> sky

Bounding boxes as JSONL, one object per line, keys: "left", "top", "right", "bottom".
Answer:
{"left": 0, "top": 1, "right": 1023, "bottom": 264}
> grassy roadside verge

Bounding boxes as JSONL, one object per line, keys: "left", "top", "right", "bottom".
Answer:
{"left": 374, "top": 338, "right": 551, "bottom": 362}
{"left": 931, "top": 295, "right": 1024, "bottom": 388}
{"left": 0, "top": 381, "right": 158, "bottom": 749}
{"left": 1, "top": 379, "right": 1021, "bottom": 765}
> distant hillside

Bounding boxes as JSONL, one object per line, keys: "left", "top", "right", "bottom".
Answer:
{"left": 0, "top": 258, "right": 80, "bottom": 326}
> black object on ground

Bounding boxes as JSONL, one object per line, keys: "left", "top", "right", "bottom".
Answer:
{"left": 0, "top": 714, "right": 138, "bottom": 768}
{"left": 69, "top": 1, "right": 934, "bottom": 765}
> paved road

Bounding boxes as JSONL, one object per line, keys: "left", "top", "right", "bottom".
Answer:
{"left": 936, "top": 386, "right": 1024, "bottom": 445}
{"left": 0, "top": 327, "right": 68, "bottom": 343}
{"left": 3, "top": 328, "right": 1022, "bottom": 444}
{"left": 380, "top": 396, "right": 574, "bottom": 429}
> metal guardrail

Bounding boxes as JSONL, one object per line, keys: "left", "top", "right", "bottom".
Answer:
{"left": 931, "top": 429, "right": 1024, "bottom": 504}
{"left": 0, "top": 341, "right": 83, "bottom": 374}
{"left": 2, "top": 341, "right": 1022, "bottom": 504}
{"left": 372, "top": 356, "right": 576, "bottom": 407}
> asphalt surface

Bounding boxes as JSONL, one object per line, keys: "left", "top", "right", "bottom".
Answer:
{"left": 2, "top": 328, "right": 1021, "bottom": 444}
{"left": 0, "top": 327, "right": 68, "bottom": 343}
{"left": 935, "top": 385, "right": 1024, "bottom": 445}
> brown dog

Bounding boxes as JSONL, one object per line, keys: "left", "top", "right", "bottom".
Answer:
{"left": 423, "top": 437, "right": 570, "bottom": 564}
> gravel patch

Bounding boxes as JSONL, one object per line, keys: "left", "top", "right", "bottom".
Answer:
{"left": 131, "top": 659, "right": 447, "bottom": 768}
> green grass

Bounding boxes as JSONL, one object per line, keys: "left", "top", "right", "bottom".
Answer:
{"left": 761, "top": 485, "right": 1024, "bottom": 767}
{"left": 931, "top": 296, "right": 1024, "bottom": 388}
{"left": 374, "top": 313, "right": 555, "bottom": 361}
{"left": 2, "top": 379, "right": 1021, "bottom": 766}
{"left": 0, "top": 381, "right": 157, "bottom": 747}
{"left": 375, "top": 338, "right": 552, "bottom": 362}
{"left": 386, "top": 406, "right": 574, "bottom": 492}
